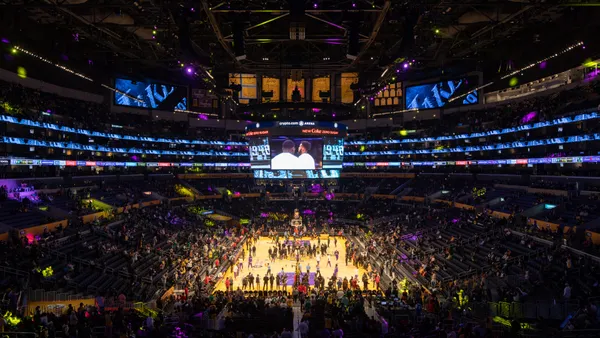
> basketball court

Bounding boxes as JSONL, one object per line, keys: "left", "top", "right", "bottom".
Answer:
{"left": 213, "top": 235, "right": 373, "bottom": 292}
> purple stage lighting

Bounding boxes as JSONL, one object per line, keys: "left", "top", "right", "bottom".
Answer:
{"left": 403, "top": 63, "right": 409, "bottom": 69}
{"left": 186, "top": 67, "right": 193, "bottom": 74}
{"left": 585, "top": 69, "right": 600, "bottom": 82}
{"left": 1, "top": 38, "right": 9, "bottom": 44}
{"left": 313, "top": 3, "right": 318, "bottom": 8}
{"left": 521, "top": 111, "right": 537, "bottom": 124}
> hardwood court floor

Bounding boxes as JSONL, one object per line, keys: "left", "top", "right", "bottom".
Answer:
{"left": 213, "top": 236, "right": 373, "bottom": 292}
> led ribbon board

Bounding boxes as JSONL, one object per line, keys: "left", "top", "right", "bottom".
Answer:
{"left": 1, "top": 112, "right": 596, "bottom": 146}
{"left": 3, "top": 155, "right": 600, "bottom": 167}
{"left": 0, "top": 115, "right": 244, "bottom": 145}
{"left": 347, "top": 113, "right": 598, "bottom": 145}
{"left": 3, "top": 132, "right": 599, "bottom": 158}
{"left": 345, "top": 133, "right": 600, "bottom": 155}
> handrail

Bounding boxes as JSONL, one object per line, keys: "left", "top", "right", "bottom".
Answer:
{"left": 353, "top": 224, "right": 550, "bottom": 285}
{"left": 0, "top": 265, "right": 30, "bottom": 279}
{"left": 560, "top": 329, "right": 600, "bottom": 337}
{"left": 511, "top": 228, "right": 600, "bottom": 263}
{"left": 0, "top": 332, "right": 39, "bottom": 338}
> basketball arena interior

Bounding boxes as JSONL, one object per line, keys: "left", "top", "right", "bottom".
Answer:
{"left": 1, "top": 1, "right": 600, "bottom": 337}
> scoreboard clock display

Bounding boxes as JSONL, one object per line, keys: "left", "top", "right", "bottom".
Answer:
{"left": 248, "top": 137, "right": 270, "bottom": 169}
{"left": 322, "top": 137, "right": 344, "bottom": 169}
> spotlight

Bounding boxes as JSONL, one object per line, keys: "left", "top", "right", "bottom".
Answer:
{"left": 403, "top": 63, "right": 409, "bottom": 69}
{"left": 352, "top": 3, "right": 356, "bottom": 8}
{"left": 186, "top": 67, "right": 193, "bottom": 74}
{"left": 11, "top": 48, "right": 17, "bottom": 54}
{"left": 313, "top": 3, "right": 318, "bottom": 8}
{"left": 435, "top": 29, "right": 440, "bottom": 34}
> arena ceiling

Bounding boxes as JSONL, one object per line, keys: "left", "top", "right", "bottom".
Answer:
{"left": 0, "top": 0, "right": 599, "bottom": 86}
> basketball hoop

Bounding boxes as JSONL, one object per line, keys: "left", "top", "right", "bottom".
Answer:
{"left": 291, "top": 208, "right": 302, "bottom": 229}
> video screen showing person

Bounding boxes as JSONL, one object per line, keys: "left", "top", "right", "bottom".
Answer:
{"left": 269, "top": 137, "right": 323, "bottom": 170}
{"left": 253, "top": 169, "right": 340, "bottom": 179}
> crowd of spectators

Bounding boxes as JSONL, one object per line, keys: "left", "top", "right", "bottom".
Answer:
{"left": 1, "top": 71, "right": 600, "bottom": 337}
{"left": 0, "top": 175, "right": 600, "bottom": 337}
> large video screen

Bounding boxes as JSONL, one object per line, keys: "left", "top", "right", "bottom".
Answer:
{"left": 246, "top": 121, "right": 346, "bottom": 176}
{"left": 269, "top": 137, "right": 323, "bottom": 170}
{"left": 254, "top": 170, "right": 340, "bottom": 179}
{"left": 114, "top": 78, "right": 187, "bottom": 110}
{"left": 405, "top": 77, "right": 479, "bottom": 110}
